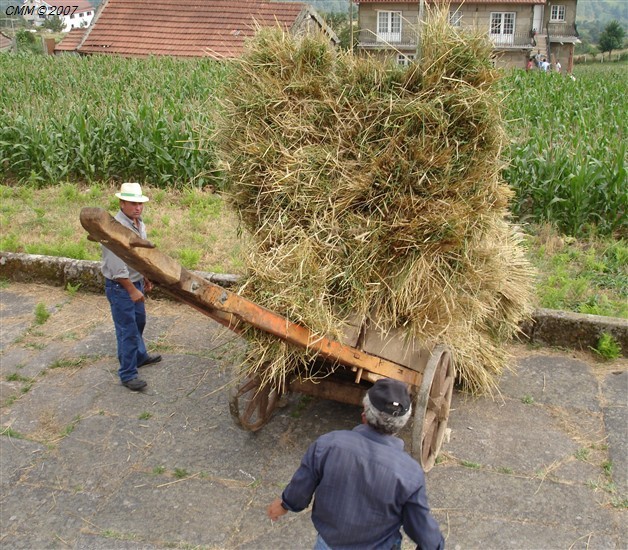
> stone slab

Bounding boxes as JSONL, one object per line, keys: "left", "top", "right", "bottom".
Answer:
{"left": 499, "top": 354, "right": 601, "bottom": 411}
{"left": 602, "top": 370, "right": 628, "bottom": 496}
{"left": 428, "top": 467, "right": 620, "bottom": 549}
{"left": 443, "top": 393, "right": 579, "bottom": 475}
{"left": 0, "top": 281, "right": 625, "bottom": 550}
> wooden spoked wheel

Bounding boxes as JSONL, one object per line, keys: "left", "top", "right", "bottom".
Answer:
{"left": 410, "top": 345, "right": 455, "bottom": 472}
{"left": 229, "top": 375, "right": 281, "bottom": 432}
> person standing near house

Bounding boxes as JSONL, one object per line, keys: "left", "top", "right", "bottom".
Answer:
{"left": 266, "top": 378, "right": 445, "bottom": 550}
{"left": 554, "top": 60, "right": 562, "bottom": 73}
{"left": 101, "top": 182, "right": 162, "bottom": 392}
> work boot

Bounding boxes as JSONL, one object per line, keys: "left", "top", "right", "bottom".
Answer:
{"left": 138, "top": 354, "right": 162, "bottom": 368}
{"left": 122, "top": 378, "right": 147, "bottom": 391}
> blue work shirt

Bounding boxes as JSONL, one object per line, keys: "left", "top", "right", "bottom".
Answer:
{"left": 282, "top": 424, "right": 445, "bottom": 550}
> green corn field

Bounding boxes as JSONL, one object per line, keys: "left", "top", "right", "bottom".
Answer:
{"left": 503, "top": 64, "right": 627, "bottom": 237}
{"left": 1, "top": 53, "right": 626, "bottom": 237}
{"left": 0, "top": 53, "right": 229, "bottom": 188}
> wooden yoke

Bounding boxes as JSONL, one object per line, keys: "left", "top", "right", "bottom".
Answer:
{"left": 80, "top": 207, "right": 421, "bottom": 387}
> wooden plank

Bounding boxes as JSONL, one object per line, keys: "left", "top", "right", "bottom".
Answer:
{"left": 80, "top": 207, "right": 422, "bottom": 387}
{"left": 289, "top": 378, "right": 366, "bottom": 406}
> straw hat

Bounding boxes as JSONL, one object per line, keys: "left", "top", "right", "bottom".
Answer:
{"left": 115, "top": 182, "right": 149, "bottom": 203}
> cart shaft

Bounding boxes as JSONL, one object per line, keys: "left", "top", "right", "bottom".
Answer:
{"left": 80, "top": 207, "right": 421, "bottom": 386}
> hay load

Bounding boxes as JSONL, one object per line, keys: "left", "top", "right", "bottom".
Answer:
{"left": 214, "top": 9, "right": 535, "bottom": 394}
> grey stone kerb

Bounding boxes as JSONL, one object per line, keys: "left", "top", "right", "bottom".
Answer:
{"left": 1, "top": 251, "right": 626, "bottom": 356}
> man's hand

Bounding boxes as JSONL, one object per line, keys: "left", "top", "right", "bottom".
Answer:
{"left": 128, "top": 287, "right": 145, "bottom": 303}
{"left": 117, "top": 278, "right": 145, "bottom": 303}
{"left": 144, "top": 278, "right": 153, "bottom": 293}
{"left": 267, "top": 497, "right": 288, "bottom": 522}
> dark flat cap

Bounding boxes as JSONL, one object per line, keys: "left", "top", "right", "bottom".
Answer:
{"left": 368, "top": 379, "right": 411, "bottom": 416}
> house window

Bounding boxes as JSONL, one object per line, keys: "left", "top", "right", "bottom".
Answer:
{"left": 550, "top": 5, "right": 565, "bottom": 21}
{"left": 490, "top": 12, "right": 515, "bottom": 36}
{"left": 377, "top": 11, "right": 402, "bottom": 43}
{"left": 449, "top": 9, "right": 462, "bottom": 27}
{"left": 70, "top": 13, "right": 75, "bottom": 18}
{"left": 397, "top": 53, "right": 415, "bottom": 66}
{"left": 490, "top": 12, "right": 515, "bottom": 45}
{"left": 86, "top": 11, "right": 91, "bottom": 16}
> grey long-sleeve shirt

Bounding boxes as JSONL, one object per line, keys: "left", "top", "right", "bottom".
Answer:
{"left": 100, "top": 210, "right": 146, "bottom": 283}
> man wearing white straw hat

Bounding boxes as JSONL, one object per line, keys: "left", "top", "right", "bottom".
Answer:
{"left": 101, "top": 182, "right": 162, "bottom": 391}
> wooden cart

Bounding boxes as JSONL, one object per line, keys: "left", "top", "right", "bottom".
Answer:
{"left": 80, "top": 207, "right": 455, "bottom": 471}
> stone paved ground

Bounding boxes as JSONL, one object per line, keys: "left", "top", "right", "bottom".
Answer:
{"left": 1, "top": 282, "right": 626, "bottom": 549}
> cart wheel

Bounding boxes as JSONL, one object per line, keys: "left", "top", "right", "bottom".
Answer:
{"left": 410, "top": 345, "right": 455, "bottom": 472}
{"left": 229, "top": 375, "right": 281, "bottom": 432}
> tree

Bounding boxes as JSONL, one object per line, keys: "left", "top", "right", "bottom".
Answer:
{"left": 42, "top": 15, "right": 64, "bottom": 33}
{"left": 15, "top": 29, "right": 42, "bottom": 54}
{"left": 598, "top": 20, "right": 625, "bottom": 59}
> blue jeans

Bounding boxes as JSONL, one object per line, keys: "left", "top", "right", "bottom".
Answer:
{"left": 105, "top": 279, "right": 149, "bottom": 382}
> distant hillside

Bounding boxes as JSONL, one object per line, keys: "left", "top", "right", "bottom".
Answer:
{"left": 577, "top": 0, "right": 627, "bottom": 24}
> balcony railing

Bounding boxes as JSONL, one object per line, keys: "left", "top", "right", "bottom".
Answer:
{"left": 546, "top": 23, "right": 578, "bottom": 38}
{"left": 358, "top": 28, "right": 535, "bottom": 49}
{"left": 489, "top": 32, "right": 536, "bottom": 48}
{"left": 357, "top": 28, "right": 419, "bottom": 48}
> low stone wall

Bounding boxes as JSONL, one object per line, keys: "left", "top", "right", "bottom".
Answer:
{"left": 519, "top": 309, "right": 627, "bottom": 357}
{"left": 0, "top": 251, "right": 239, "bottom": 294}
{"left": 1, "top": 251, "right": 626, "bottom": 356}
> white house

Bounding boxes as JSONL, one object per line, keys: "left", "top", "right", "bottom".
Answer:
{"left": 20, "top": 0, "right": 95, "bottom": 31}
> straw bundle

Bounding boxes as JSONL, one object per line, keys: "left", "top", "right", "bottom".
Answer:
{"left": 214, "top": 9, "right": 534, "bottom": 394}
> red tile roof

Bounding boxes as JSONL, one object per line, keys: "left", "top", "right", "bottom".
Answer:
{"left": 357, "top": 0, "right": 544, "bottom": 4}
{"left": 44, "top": 0, "right": 94, "bottom": 13}
{"left": 78, "top": 0, "right": 321, "bottom": 58}
{"left": 55, "top": 28, "right": 89, "bottom": 52}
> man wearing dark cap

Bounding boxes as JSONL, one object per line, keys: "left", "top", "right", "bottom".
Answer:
{"left": 267, "top": 378, "right": 444, "bottom": 550}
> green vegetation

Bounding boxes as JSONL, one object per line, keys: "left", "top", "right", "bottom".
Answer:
{"left": 521, "top": 395, "right": 535, "bottom": 404}
{"left": 461, "top": 460, "right": 482, "bottom": 469}
{"left": 602, "top": 460, "right": 613, "bottom": 477}
{"left": 65, "top": 281, "right": 81, "bottom": 296}
{"left": 138, "top": 411, "right": 152, "bottom": 420}
{"left": 6, "top": 373, "right": 32, "bottom": 383}
{"left": 527, "top": 228, "right": 627, "bottom": 318}
{"left": 34, "top": 302, "right": 50, "bottom": 324}
{"left": 503, "top": 65, "right": 627, "bottom": 238}
{"left": 0, "top": 54, "right": 625, "bottom": 323}
{"left": 49, "top": 357, "right": 87, "bottom": 369}
{"left": 591, "top": 333, "right": 622, "bottom": 360}
{"left": 0, "top": 426, "right": 24, "bottom": 438}
{"left": 598, "top": 21, "right": 626, "bottom": 59}
{"left": 173, "top": 468, "right": 189, "bottom": 479}
{"left": 0, "top": 54, "right": 230, "bottom": 187}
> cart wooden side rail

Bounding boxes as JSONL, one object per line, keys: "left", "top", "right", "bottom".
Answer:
{"left": 80, "top": 207, "right": 455, "bottom": 471}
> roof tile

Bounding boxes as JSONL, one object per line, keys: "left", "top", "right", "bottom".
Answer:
{"left": 54, "top": 28, "right": 88, "bottom": 52}
{"left": 357, "top": 0, "right": 544, "bottom": 4}
{"left": 78, "top": 0, "right": 313, "bottom": 58}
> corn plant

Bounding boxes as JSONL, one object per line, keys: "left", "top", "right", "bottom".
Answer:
{"left": 502, "top": 65, "right": 627, "bottom": 237}
{"left": 0, "top": 53, "right": 230, "bottom": 187}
